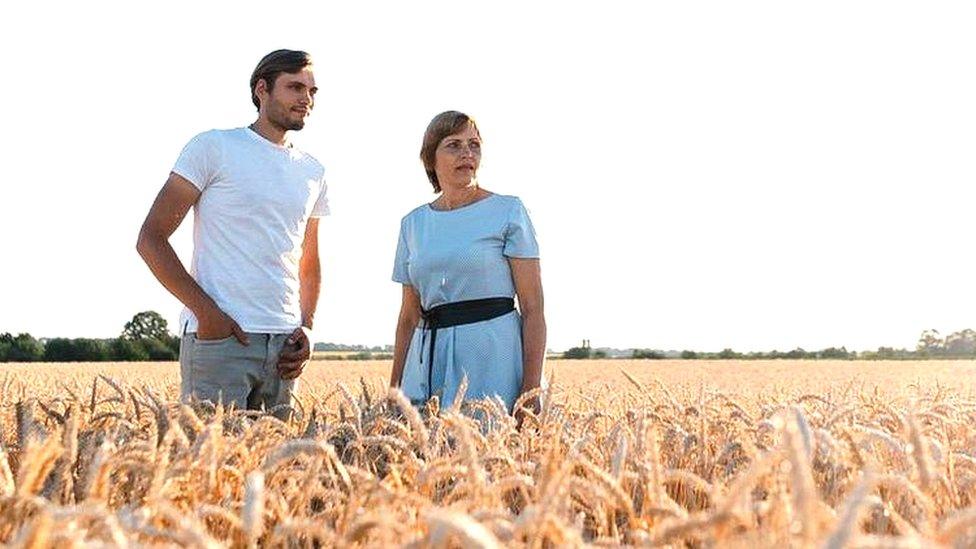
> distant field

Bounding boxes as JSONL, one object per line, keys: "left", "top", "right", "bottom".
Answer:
{"left": 2, "top": 359, "right": 976, "bottom": 546}
{"left": 311, "top": 350, "right": 392, "bottom": 360}
{"left": 2, "top": 359, "right": 975, "bottom": 398}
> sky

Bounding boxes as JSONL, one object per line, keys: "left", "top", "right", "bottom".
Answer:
{"left": 1, "top": 1, "right": 974, "bottom": 353}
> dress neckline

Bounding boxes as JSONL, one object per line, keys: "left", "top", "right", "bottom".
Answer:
{"left": 427, "top": 192, "right": 497, "bottom": 213}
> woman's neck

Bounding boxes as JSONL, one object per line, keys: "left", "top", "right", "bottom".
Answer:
{"left": 437, "top": 185, "right": 484, "bottom": 210}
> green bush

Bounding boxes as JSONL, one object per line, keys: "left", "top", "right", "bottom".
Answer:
{"left": 44, "top": 338, "right": 109, "bottom": 362}
{"left": 819, "top": 347, "right": 852, "bottom": 359}
{"left": 4, "top": 333, "right": 44, "bottom": 362}
{"left": 142, "top": 338, "right": 178, "bottom": 361}
{"left": 0, "top": 334, "right": 11, "bottom": 361}
{"left": 110, "top": 338, "right": 150, "bottom": 361}
{"left": 717, "top": 348, "right": 741, "bottom": 359}
{"left": 562, "top": 347, "right": 591, "bottom": 359}
{"left": 633, "top": 349, "right": 665, "bottom": 359}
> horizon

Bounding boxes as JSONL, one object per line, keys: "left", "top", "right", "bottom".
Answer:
{"left": 7, "top": 319, "right": 967, "bottom": 355}
{"left": 2, "top": 2, "right": 974, "bottom": 353}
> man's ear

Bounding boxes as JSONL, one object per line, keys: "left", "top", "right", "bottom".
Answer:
{"left": 255, "top": 78, "right": 269, "bottom": 105}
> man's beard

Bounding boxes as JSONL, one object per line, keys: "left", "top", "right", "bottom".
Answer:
{"left": 284, "top": 118, "right": 305, "bottom": 131}
{"left": 271, "top": 105, "right": 306, "bottom": 131}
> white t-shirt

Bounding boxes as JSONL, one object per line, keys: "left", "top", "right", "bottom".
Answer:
{"left": 172, "top": 127, "right": 330, "bottom": 334}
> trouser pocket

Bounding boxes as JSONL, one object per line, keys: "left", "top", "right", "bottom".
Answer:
{"left": 181, "top": 334, "right": 251, "bottom": 408}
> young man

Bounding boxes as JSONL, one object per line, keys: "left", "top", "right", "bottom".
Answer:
{"left": 137, "top": 50, "right": 328, "bottom": 411}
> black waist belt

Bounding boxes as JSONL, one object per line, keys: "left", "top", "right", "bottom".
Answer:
{"left": 419, "top": 297, "right": 515, "bottom": 399}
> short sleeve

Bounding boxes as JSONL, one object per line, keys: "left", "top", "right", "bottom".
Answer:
{"left": 503, "top": 198, "right": 540, "bottom": 258}
{"left": 392, "top": 218, "right": 411, "bottom": 283}
{"left": 310, "top": 177, "right": 330, "bottom": 217}
{"left": 172, "top": 132, "right": 219, "bottom": 191}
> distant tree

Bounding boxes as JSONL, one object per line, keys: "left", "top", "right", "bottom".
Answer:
{"left": 74, "top": 338, "right": 110, "bottom": 361}
{"left": 6, "top": 333, "right": 44, "bottom": 362}
{"left": 680, "top": 350, "right": 698, "bottom": 359}
{"left": 563, "top": 346, "right": 591, "bottom": 359}
{"left": 141, "top": 338, "right": 178, "bottom": 361}
{"left": 44, "top": 338, "right": 109, "bottom": 362}
{"left": 593, "top": 350, "right": 608, "bottom": 359}
{"left": 118, "top": 311, "right": 180, "bottom": 359}
{"left": 110, "top": 338, "right": 150, "bottom": 361}
{"left": 43, "top": 338, "right": 73, "bottom": 361}
{"left": 632, "top": 349, "right": 665, "bottom": 359}
{"left": 944, "top": 329, "right": 976, "bottom": 357}
{"left": 717, "top": 348, "right": 741, "bottom": 359}
{"left": 783, "top": 348, "right": 811, "bottom": 359}
{"left": 163, "top": 334, "right": 180, "bottom": 355}
{"left": 916, "top": 329, "right": 944, "bottom": 357}
{"left": 868, "top": 346, "right": 904, "bottom": 360}
{"left": 122, "top": 311, "right": 171, "bottom": 341}
{"left": 819, "top": 347, "right": 852, "bottom": 359}
{"left": 0, "top": 333, "right": 12, "bottom": 361}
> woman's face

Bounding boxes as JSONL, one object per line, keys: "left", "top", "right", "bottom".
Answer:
{"left": 434, "top": 124, "right": 482, "bottom": 191}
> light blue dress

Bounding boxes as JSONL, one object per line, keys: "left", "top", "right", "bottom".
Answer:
{"left": 393, "top": 193, "right": 540, "bottom": 410}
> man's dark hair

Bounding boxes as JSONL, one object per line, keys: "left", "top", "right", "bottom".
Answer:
{"left": 250, "top": 50, "right": 313, "bottom": 111}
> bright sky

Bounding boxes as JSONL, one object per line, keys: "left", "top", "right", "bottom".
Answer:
{"left": 1, "top": 2, "right": 974, "bottom": 353}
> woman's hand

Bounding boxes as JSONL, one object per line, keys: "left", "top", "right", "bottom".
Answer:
{"left": 514, "top": 387, "right": 542, "bottom": 430}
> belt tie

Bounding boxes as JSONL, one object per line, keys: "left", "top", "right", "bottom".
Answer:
{"left": 418, "top": 297, "right": 515, "bottom": 400}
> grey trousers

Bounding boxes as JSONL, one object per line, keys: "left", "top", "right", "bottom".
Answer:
{"left": 179, "top": 333, "right": 296, "bottom": 412}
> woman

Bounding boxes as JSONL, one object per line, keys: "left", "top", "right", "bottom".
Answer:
{"left": 390, "top": 111, "right": 546, "bottom": 416}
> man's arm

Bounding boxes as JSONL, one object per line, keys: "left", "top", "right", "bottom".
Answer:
{"left": 278, "top": 218, "right": 320, "bottom": 379}
{"left": 299, "top": 218, "right": 321, "bottom": 329}
{"left": 136, "top": 173, "right": 248, "bottom": 343}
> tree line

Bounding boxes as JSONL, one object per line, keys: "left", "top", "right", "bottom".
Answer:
{"left": 563, "top": 328, "right": 976, "bottom": 360}
{"left": 0, "top": 311, "right": 179, "bottom": 362}
{"left": 5, "top": 318, "right": 976, "bottom": 363}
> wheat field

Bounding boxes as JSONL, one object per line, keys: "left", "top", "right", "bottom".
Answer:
{"left": 1, "top": 359, "right": 975, "bottom": 547}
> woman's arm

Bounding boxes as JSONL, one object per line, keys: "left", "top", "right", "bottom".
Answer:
{"left": 510, "top": 258, "right": 546, "bottom": 396}
{"left": 390, "top": 285, "right": 422, "bottom": 387}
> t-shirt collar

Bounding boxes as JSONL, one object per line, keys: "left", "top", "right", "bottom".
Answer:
{"left": 244, "top": 126, "right": 293, "bottom": 150}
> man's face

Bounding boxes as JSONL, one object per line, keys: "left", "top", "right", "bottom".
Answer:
{"left": 260, "top": 68, "right": 317, "bottom": 131}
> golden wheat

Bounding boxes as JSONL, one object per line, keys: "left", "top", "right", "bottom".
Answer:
{"left": 0, "top": 359, "right": 975, "bottom": 546}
